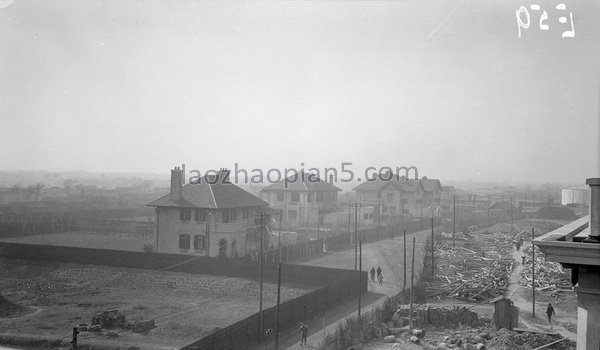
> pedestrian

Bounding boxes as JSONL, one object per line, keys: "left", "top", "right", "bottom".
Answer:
{"left": 378, "top": 272, "right": 383, "bottom": 286}
{"left": 370, "top": 267, "right": 376, "bottom": 282}
{"left": 376, "top": 266, "right": 382, "bottom": 279}
{"left": 546, "top": 303, "right": 555, "bottom": 329}
{"left": 521, "top": 255, "right": 526, "bottom": 265}
{"left": 299, "top": 322, "right": 308, "bottom": 346}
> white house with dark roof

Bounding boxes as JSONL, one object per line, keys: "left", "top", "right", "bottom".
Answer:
{"left": 148, "top": 167, "right": 269, "bottom": 257}
{"left": 260, "top": 172, "right": 341, "bottom": 228}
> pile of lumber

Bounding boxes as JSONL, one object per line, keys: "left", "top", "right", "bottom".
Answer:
{"left": 426, "top": 231, "right": 515, "bottom": 302}
{"left": 519, "top": 245, "right": 571, "bottom": 291}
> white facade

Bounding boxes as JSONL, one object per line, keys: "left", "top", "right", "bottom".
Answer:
{"left": 562, "top": 188, "right": 589, "bottom": 205}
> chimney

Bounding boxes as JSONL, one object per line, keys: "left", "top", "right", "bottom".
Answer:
{"left": 585, "top": 178, "right": 600, "bottom": 243}
{"left": 181, "top": 163, "right": 186, "bottom": 185}
{"left": 170, "top": 167, "right": 183, "bottom": 202}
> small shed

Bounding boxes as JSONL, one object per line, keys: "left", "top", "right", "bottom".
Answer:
{"left": 490, "top": 296, "right": 519, "bottom": 330}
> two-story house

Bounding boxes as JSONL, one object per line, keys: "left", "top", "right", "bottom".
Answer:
{"left": 147, "top": 167, "right": 269, "bottom": 257}
{"left": 354, "top": 175, "right": 443, "bottom": 221}
{"left": 260, "top": 172, "right": 341, "bottom": 228}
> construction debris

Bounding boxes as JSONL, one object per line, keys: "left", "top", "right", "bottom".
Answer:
{"left": 519, "top": 245, "right": 571, "bottom": 292}
{"left": 425, "top": 230, "right": 516, "bottom": 302}
{"left": 91, "top": 309, "right": 127, "bottom": 328}
{"left": 390, "top": 305, "right": 480, "bottom": 329}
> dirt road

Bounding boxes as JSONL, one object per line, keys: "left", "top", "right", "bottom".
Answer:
{"left": 507, "top": 241, "right": 577, "bottom": 340}
{"left": 272, "top": 228, "right": 432, "bottom": 350}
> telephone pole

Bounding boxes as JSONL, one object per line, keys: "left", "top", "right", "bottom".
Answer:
{"left": 354, "top": 202, "right": 358, "bottom": 271}
{"left": 254, "top": 212, "right": 271, "bottom": 340}
{"left": 358, "top": 240, "right": 362, "bottom": 319}
{"left": 275, "top": 263, "right": 281, "bottom": 350}
{"left": 532, "top": 227, "right": 536, "bottom": 318}
{"left": 403, "top": 229, "right": 407, "bottom": 291}
{"left": 453, "top": 196, "right": 456, "bottom": 249}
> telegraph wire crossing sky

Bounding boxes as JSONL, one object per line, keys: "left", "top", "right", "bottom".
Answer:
{"left": 0, "top": 0, "right": 598, "bottom": 184}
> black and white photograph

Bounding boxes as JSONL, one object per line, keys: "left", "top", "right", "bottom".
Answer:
{"left": 0, "top": 0, "right": 598, "bottom": 349}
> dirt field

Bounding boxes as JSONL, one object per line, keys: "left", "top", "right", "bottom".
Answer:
{"left": 0, "top": 231, "right": 154, "bottom": 252}
{"left": 0, "top": 258, "right": 313, "bottom": 349}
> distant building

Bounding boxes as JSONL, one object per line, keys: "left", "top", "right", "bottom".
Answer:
{"left": 260, "top": 172, "right": 341, "bottom": 228}
{"left": 148, "top": 167, "right": 269, "bottom": 257}
{"left": 354, "top": 176, "right": 443, "bottom": 222}
{"left": 562, "top": 187, "right": 590, "bottom": 206}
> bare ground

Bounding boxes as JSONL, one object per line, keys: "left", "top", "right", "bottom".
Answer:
{"left": 0, "top": 258, "right": 313, "bottom": 349}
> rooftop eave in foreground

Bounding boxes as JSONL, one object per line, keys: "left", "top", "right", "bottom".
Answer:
{"left": 534, "top": 216, "right": 600, "bottom": 266}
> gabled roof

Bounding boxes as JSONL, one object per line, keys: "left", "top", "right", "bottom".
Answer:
{"left": 353, "top": 177, "right": 422, "bottom": 192}
{"left": 261, "top": 172, "right": 342, "bottom": 192}
{"left": 148, "top": 181, "right": 268, "bottom": 209}
{"left": 420, "top": 178, "right": 442, "bottom": 192}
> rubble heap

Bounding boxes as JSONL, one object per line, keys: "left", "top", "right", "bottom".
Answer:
{"left": 390, "top": 305, "right": 481, "bottom": 329}
{"left": 519, "top": 245, "right": 572, "bottom": 292}
{"left": 425, "top": 230, "right": 515, "bottom": 302}
{"left": 486, "top": 328, "right": 575, "bottom": 350}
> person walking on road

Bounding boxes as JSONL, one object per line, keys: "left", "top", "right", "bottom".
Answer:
{"left": 299, "top": 322, "right": 308, "bottom": 346}
{"left": 378, "top": 272, "right": 383, "bottom": 286}
{"left": 376, "top": 266, "right": 382, "bottom": 279}
{"left": 546, "top": 303, "right": 555, "bottom": 329}
{"left": 370, "top": 267, "right": 376, "bottom": 282}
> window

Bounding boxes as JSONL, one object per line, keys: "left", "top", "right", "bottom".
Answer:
{"left": 222, "top": 209, "right": 237, "bottom": 223}
{"left": 316, "top": 192, "right": 324, "bottom": 202}
{"left": 387, "top": 193, "right": 394, "bottom": 202}
{"left": 180, "top": 208, "right": 191, "bottom": 221}
{"left": 291, "top": 192, "right": 300, "bottom": 202}
{"left": 222, "top": 210, "right": 230, "bottom": 223}
{"left": 193, "top": 235, "right": 206, "bottom": 250}
{"left": 179, "top": 234, "right": 190, "bottom": 249}
{"left": 363, "top": 213, "right": 369, "bottom": 220}
{"left": 276, "top": 192, "right": 284, "bottom": 201}
{"left": 194, "top": 209, "right": 206, "bottom": 222}
{"left": 389, "top": 206, "right": 397, "bottom": 215}
{"left": 288, "top": 209, "right": 298, "bottom": 220}
{"left": 382, "top": 206, "right": 388, "bottom": 214}
{"left": 307, "top": 193, "right": 313, "bottom": 202}
{"left": 243, "top": 208, "right": 250, "bottom": 220}
{"left": 401, "top": 199, "right": 408, "bottom": 204}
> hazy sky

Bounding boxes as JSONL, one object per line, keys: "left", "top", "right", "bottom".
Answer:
{"left": 1, "top": 0, "right": 599, "bottom": 185}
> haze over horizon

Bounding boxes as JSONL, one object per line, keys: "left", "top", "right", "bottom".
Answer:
{"left": 1, "top": 0, "right": 599, "bottom": 185}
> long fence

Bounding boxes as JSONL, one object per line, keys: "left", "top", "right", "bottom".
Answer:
{"left": 0, "top": 242, "right": 368, "bottom": 350}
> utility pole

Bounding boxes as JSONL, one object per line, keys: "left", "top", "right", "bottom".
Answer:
{"left": 254, "top": 212, "right": 270, "bottom": 340}
{"left": 354, "top": 202, "right": 358, "bottom": 271}
{"left": 278, "top": 210, "right": 282, "bottom": 263}
{"left": 378, "top": 200, "right": 382, "bottom": 238}
{"left": 511, "top": 197, "right": 514, "bottom": 233}
{"left": 403, "top": 229, "right": 407, "bottom": 292}
{"left": 431, "top": 217, "right": 435, "bottom": 279}
{"left": 409, "top": 235, "right": 416, "bottom": 331}
{"left": 532, "top": 227, "right": 536, "bottom": 318}
{"left": 358, "top": 240, "right": 362, "bottom": 319}
{"left": 453, "top": 196, "right": 456, "bottom": 249}
{"left": 275, "top": 263, "right": 281, "bottom": 350}
{"left": 348, "top": 201, "right": 352, "bottom": 244}
{"left": 206, "top": 212, "right": 211, "bottom": 257}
